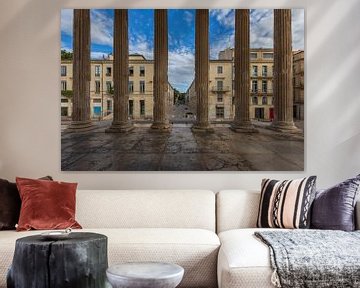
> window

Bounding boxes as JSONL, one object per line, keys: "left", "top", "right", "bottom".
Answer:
{"left": 61, "top": 98, "right": 68, "bottom": 103}
{"left": 106, "top": 81, "right": 112, "bottom": 93}
{"left": 129, "top": 81, "right": 134, "bottom": 93}
{"left": 263, "top": 52, "right": 273, "bottom": 59}
{"left": 61, "top": 81, "right": 67, "bottom": 91}
{"left": 140, "top": 81, "right": 145, "bottom": 93}
{"left": 251, "top": 80, "right": 258, "bottom": 92}
{"left": 217, "top": 93, "right": 223, "bottom": 102}
{"left": 217, "top": 80, "right": 223, "bottom": 90}
{"left": 61, "top": 66, "right": 67, "bottom": 76}
{"left": 262, "top": 80, "right": 267, "bottom": 93}
{"left": 252, "top": 96, "right": 258, "bottom": 105}
{"left": 95, "top": 81, "right": 101, "bottom": 94}
{"left": 107, "top": 100, "right": 112, "bottom": 111}
{"left": 262, "top": 96, "right": 267, "bottom": 105}
{"left": 95, "top": 65, "right": 100, "bottom": 77}
{"left": 129, "top": 100, "right": 134, "bottom": 117}
{"left": 216, "top": 107, "right": 224, "bottom": 119}
{"left": 140, "top": 100, "right": 145, "bottom": 116}
{"left": 262, "top": 66, "right": 268, "bottom": 77}
{"left": 252, "top": 65, "right": 258, "bottom": 77}
{"left": 217, "top": 66, "right": 223, "bottom": 74}
{"left": 129, "top": 66, "right": 134, "bottom": 76}
{"left": 106, "top": 67, "right": 112, "bottom": 76}
{"left": 250, "top": 52, "right": 258, "bottom": 59}
{"left": 61, "top": 107, "right": 68, "bottom": 116}
{"left": 140, "top": 66, "right": 145, "bottom": 76}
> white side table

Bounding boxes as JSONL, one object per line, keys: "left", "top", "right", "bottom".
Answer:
{"left": 106, "top": 262, "right": 184, "bottom": 288}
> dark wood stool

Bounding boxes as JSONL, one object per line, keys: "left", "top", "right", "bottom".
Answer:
{"left": 7, "top": 232, "right": 108, "bottom": 288}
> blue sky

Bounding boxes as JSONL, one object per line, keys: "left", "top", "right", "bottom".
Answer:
{"left": 61, "top": 9, "right": 304, "bottom": 92}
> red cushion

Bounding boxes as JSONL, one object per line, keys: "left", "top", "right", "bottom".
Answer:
{"left": 16, "top": 177, "right": 82, "bottom": 231}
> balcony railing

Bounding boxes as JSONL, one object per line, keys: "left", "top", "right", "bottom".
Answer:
{"left": 251, "top": 89, "right": 273, "bottom": 94}
{"left": 211, "top": 86, "right": 230, "bottom": 92}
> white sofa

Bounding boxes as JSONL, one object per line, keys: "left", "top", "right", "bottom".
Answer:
{"left": 0, "top": 190, "right": 220, "bottom": 288}
{"left": 216, "top": 190, "right": 360, "bottom": 288}
{"left": 1, "top": 189, "right": 359, "bottom": 288}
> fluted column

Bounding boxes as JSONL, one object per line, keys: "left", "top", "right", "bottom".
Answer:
{"left": 230, "top": 9, "right": 257, "bottom": 133}
{"left": 192, "top": 9, "right": 213, "bottom": 132}
{"left": 271, "top": 9, "right": 298, "bottom": 132}
{"left": 67, "top": 9, "right": 93, "bottom": 131}
{"left": 151, "top": 9, "right": 170, "bottom": 131}
{"left": 106, "top": 9, "right": 133, "bottom": 133}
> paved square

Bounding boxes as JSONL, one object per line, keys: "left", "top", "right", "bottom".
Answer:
{"left": 61, "top": 121, "right": 304, "bottom": 171}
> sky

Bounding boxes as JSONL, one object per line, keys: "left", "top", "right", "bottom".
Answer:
{"left": 61, "top": 9, "right": 304, "bottom": 92}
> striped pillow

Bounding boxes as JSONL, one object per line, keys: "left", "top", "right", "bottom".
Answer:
{"left": 257, "top": 176, "right": 317, "bottom": 229}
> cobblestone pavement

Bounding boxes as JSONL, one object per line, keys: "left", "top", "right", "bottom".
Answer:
{"left": 61, "top": 121, "right": 304, "bottom": 171}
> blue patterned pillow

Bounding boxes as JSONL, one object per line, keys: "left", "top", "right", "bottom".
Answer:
{"left": 311, "top": 174, "right": 360, "bottom": 231}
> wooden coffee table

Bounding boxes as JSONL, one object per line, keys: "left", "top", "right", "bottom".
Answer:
{"left": 106, "top": 262, "right": 184, "bottom": 288}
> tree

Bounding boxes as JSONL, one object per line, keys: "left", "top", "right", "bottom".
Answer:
{"left": 61, "top": 49, "right": 73, "bottom": 60}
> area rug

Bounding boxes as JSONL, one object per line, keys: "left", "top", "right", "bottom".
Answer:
{"left": 255, "top": 230, "right": 360, "bottom": 288}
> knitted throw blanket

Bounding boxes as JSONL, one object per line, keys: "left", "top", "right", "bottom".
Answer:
{"left": 255, "top": 230, "right": 360, "bottom": 288}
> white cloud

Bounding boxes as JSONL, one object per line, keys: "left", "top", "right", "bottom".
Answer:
{"left": 91, "top": 52, "right": 109, "bottom": 59}
{"left": 210, "top": 33, "right": 234, "bottom": 59}
{"left": 129, "top": 34, "right": 153, "bottom": 60}
{"left": 292, "top": 9, "right": 305, "bottom": 50}
{"left": 61, "top": 9, "right": 73, "bottom": 36}
{"left": 90, "top": 10, "right": 113, "bottom": 46}
{"left": 250, "top": 9, "right": 274, "bottom": 48}
{"left": 184, "top": 10, "right": 194, "bottom": 26}
{"left": 168, "top": 47, "right": 195, "bottom": 92}
{"left": 210, "top": 9, "right": 234, "bottom": 28}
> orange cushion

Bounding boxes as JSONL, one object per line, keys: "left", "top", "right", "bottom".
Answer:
{"left": 16, "top": 177, "right": 82, "bottom": 231}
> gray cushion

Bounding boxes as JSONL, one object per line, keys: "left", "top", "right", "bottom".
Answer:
{"left": 311, "top": 174, "right": 360, "bottom": 231}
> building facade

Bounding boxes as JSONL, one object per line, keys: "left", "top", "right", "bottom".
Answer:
{"left": 293, "top": 50, "right": 304, "bottom": 120}
{"left": 61, "top": 54, "right": 174, "bottom": 120}
{"left": 186, "top": 47, "right": 304, "bottom": 122}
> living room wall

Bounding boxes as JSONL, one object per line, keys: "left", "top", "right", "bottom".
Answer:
{"left": 0, "top": 0, "right": 359, "bottom": 191}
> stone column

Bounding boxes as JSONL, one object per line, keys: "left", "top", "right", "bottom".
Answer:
{"left": 271, "top": 9, "right": 298, "bottom": 132}
{"left": 192, "top": 9, "right": 213, "bottom": 132}
{"left": 67, "top": 9, "right": 93, "bottom": 131}
{"left": 106, "top": 9, "right": 133, "bottom": 133}
{"left": 151, "top": 9, "right": 170, "bottom": 131}
{"left": 230, "top": 9, "right": 257, "bottom": 133}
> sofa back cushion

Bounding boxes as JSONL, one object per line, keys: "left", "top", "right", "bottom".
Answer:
{"left": 216, "top": 190, "right": 260, "bottom": 233}
{"left": 76, "top": 190, "right": 216, "bottom": 231}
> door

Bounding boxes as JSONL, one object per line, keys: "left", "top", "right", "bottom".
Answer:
{"left": 269, "top": 108, "right": 274, "bottom": 120}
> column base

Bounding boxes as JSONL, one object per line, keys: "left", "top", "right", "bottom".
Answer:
{"left": 230, "top": 121, "right": 258, "bottom": 133}
{"left": 150, "top": 122, "right": 171, "bottom": 132}
{"left": 191, "top": 123, "right": 214, "bottom": 133}
{"left": 105, "top": 122, "right": 134, "bottom": 133}
{"left": 269, "top": 121, "right": 301, "bottom": 133}
{"left": 66, "top": 120, "right": 95, "bottom": 132}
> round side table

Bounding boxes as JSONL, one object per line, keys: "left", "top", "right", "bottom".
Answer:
{"left": 106, "top": 262, "right": 184, "bottom": 288}
{"left": 7, "top": 232, "right": 108, "bottom": 288}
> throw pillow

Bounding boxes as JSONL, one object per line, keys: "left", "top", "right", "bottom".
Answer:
{"left": 311, "top": 174, "right": 360, "bottom": 231}
{"left": 0, "top": 176, "right": 53, "bottom": 230}
{"left": 257, "top": 176, "right": 317, "bottom": 229}
{"left": 16, "top": 177, "right": 82, "bottom": 231}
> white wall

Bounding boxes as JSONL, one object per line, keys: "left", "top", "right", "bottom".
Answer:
{"left": 0, "top": 0, "right": 359, "bottom": 191}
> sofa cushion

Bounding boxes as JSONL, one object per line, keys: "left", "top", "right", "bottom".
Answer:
{"left": 217, "top": 228, "right": 279, "bottom": 288}
{"left": 257, "top": 177, "right": 317, "bottom": 229}
{"left": 76, "top": 190, "right": 216, "bottom": 231}
{"left": 16, "top": 177, "right": 81, "bottom": 231}
{"left": 0, "top": 228, "right": 220, "bottom": 288}
{"left": 0, "top": 176, "right": 53, "bottom": 231}
{"left": 311, "top": 174, "right": 360, "bottom": 231}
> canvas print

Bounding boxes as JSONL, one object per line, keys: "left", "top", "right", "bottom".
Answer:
{"left": 61, "top": 9, "right": 304, "bottom": 171}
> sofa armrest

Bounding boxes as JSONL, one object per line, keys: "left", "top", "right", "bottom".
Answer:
{"left": 356, "top": 201, "right": 360, "bottom": 230}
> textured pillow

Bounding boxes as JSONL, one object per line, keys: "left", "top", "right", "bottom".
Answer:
{"left": 0, "top": 176, "right": 53, "bottom": 230}
{"left": 311, "top": 174, "right": 360, "bottom": 231}
{"left": 257, "top": 176, "right": 317, "bottom": 229}
{"left": 16, "top": 177, "right": 82, "bottom": 231}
